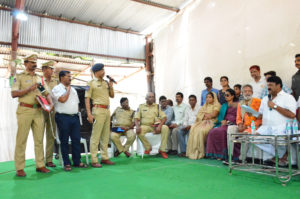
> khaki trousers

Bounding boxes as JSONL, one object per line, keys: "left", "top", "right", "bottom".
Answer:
{"left": 90, "top": 108, "right": 110, "bottom": 163}
{"left": 137, "top": 125, "right": 169, "bottom": 152}
{"left": 111, "top": 130, "right": 136, "bottom": 152}
{"left": 43, "top": 111, "right": 56, "bottom": 163}
{"left": 15, "top": 106, "right": 45, "bottom": 170}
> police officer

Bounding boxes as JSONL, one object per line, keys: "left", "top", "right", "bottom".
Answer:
{"left": 135, "top": 92, "right": 169, "bottom": 159}
{"left": 11, "top": 54, "right": 54, "bottom": 177}
{"left": 41, "top": 61, "right": 58, "bottom": 167}
{"left": 111, "top": 97, "right": 135, "bottom": 158}
{"left": 85, "top": 63, "right": 115, "bottom": 168}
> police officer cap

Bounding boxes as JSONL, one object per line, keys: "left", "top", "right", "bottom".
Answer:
{"left": 92, "top": 63, "right": 104, "bottom": 73}
{"left": 42, "top": 61, "right": 56, "bottom": 69}
{"left": 24, "top": 54, "right": 38, "bottom": 63}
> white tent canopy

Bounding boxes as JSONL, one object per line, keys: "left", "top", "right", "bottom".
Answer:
{"left": 153, "top": 0, "right": 300, "bottom": 101}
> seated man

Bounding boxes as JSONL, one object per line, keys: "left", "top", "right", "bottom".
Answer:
{"left": 135, "top": 92, "right": 169, "bottom": 159}
{"left": 236, "top": 84, "right": 262, "bottom": 134}
{"left": 177, "top": 95, "right": 201, "bottom": 157}
{"left": 256, "top": 76, "right": 297, "bottom": 164}
{"left": 110, "top": 97, "right": 135, "bottom": 158}
{"left": 227, "top": 84, "right": 262, "bottom": 161}
{"left": 168, "top": 92, "right": 188, "bottom": 155}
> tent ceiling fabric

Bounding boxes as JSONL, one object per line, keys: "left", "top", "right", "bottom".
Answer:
{"left": 0, "top": 0, "right": 188, "bottom": 33}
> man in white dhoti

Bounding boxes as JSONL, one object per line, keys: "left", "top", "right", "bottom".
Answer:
{"left": 256, "top": 76, "right": 297, "bottom": 165}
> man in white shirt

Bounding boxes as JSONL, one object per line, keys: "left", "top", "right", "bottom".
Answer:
{"left": 249, "top": 65, "right": 266, "bottom": 98}
{"left": 177, "top": 95, "right": 200, "bottom": 157}
{"left": 52, "top": 71, "right": 88, "bottom": 171}
{"left": 167, "top": 92, "right": 188, "bottom": 155}
{"left": 256, "top": 76, "right": 297, "bottom": 164}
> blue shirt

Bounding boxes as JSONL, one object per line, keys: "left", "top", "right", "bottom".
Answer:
{"left": 161, "top": 105, "right": 174, "bottom": 126}
{"left": 260, "top": 83, "right": 292, "bottom": 99}
{"left": 201, "top": 88, "right": 219, "bottom": 106}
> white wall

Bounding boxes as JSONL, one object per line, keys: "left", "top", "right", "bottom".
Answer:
{"left": 153, "top": 0, "right": 300, "bottom": 102}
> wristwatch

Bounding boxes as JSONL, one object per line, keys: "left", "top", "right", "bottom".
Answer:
{"left": 273, "top": 105, "right": 278, "bottom": 109}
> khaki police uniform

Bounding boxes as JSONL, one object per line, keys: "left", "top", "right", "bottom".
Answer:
{"left": 41, "top": 61, "right": 58, "bottom": 163}
{"left": 135, "top": 103, "right": 169, "bottom": 151}
{"left": 85, "top": 78, "right": 114, "bottom": 163}
{"left": 111, "top": 107, "right": 136, "bottom": 152}
{"left": 12, "top": 55, "right": 49, "bottom": 170}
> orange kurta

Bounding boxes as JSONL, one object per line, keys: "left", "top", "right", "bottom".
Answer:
{"left": 236, "top": 98, "right": 262, "bottom": 133}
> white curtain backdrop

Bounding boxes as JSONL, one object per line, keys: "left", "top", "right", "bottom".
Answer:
{"left": 153, "top": 0, "right": 300, "bottom": 101}
{"left": 0, "top": 78, "right": 35, "bottom": 163}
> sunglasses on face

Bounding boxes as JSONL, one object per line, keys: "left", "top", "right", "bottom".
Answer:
{"left": 225, "top": 94, "right": 231, "bottom": 97}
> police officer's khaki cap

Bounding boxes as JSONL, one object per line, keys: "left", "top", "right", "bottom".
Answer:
{"left": 24, "top": 54, "right": 38, "bottom": 63}
{"left": 42, "top": 61, "right": 56, "bottom": 69}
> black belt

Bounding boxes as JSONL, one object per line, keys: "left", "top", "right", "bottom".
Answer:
{"left": 57, "top": 112, "right": 78, "bottom": 117}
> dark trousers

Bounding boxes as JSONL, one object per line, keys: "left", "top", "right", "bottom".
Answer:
{"left": 55, "top": 113, "right": 81, "bottom": 166}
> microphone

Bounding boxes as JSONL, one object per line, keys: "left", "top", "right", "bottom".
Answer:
{"left": 106, "top": 75, "right": 117, "bottom": 84}
{"left": 268, "top": 94, "right": 272, "bottom": 111}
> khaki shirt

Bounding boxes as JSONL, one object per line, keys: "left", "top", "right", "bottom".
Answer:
{"left": 42, "top": 76, "right": 58, "bottom": 96}
{"left": 85, "top": 79, "right": 113, "bottom": 105}
{"left": 12, "top": 71, "right": 49, "bottom": 104}
{"left": 112, "top": 107, "right": 135, "bottom": 127}
{"left": 135, "top": 103, "right": 166, "bottom": 126}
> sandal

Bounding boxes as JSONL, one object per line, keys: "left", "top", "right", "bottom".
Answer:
{"left": 74, "top": 163, "right": 88, "bottom": 168}
{"left": 64, "top": 165, "right": 72, "bottom": 171}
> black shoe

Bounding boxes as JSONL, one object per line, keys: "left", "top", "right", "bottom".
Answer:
{"left": 167, "top": 150, "right": 173, "bottom": 155}
{"left": 263, "top": 159, "right": 275, "bottom": 166}
{"left": 170, "top": 150, "right": 178, "bottom": 155}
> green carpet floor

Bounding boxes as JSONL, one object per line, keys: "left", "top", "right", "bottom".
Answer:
{"left": 0, "top": 154, "right": 300, "bottom": 199}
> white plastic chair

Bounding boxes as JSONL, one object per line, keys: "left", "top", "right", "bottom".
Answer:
{"left": 136, "top": 133, "right": 162, "bottom": 158}
{"left": 55, "top": 113, "right": 89, "bottom": 167}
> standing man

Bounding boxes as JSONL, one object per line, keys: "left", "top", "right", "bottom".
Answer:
{"left": 135, "top": 92, "right": 169, "bottom": 159}
{"left": 233, "top": 84, "right": 244, "bottom": 101}
{"left": 261, "top": 71, "right": 292, "bottom": 98}
{"left": 168, "top": 92, "right": 187, "bottom": 155}
{"left": 41, "top": 61, "right": 58, "bottom": 168}
{"left": 292, "top": 54, "right": 300, "bottom": 100}
{"left": 52, "top": 71, "right": 87, "bottom": 171}
{"left": 11, "top": 54, "right": 54, "bottom": 177}
{"left": 249, "top": 65, "right": 266, "bottom": 98}
{"left": 85, "top": 63, "right": 115, "bottom": 168}
{"left": 111, "top": 97, "right": 135, "bottom": 158}
{"left": 201, "top": 77, "right": 219, "bottom": 106}
{"left": 177, "top": 95, "right": 201, "bottom": 157}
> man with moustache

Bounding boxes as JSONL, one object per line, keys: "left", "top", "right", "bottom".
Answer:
{"left": 255, "top": 76, "right": 297, "bottom": 164}
{"left": 11, "top": 54, "right": 54, "bottom": 177}
{"left": 52, "top": 71, "right": 88, "bottom": 171}
{"left": 201, "top": 77, "right": 219, "bottom": 106}
{"left": 41, "top": 61, "right": 59, "bottom": 167}
{"left": 85, "top": 63, "right": 115, "bottom": 167}
{"left": 249, "top": 65, "right": 266, "bottom": 99}
{"left": 135, "top": 92, "right": 169, "bottom": 158}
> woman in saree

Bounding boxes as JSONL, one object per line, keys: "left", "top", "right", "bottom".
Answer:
{"left": 206, "top": 88, "right": 238, "bottom": 160}
{"left": 186, "top": 92, "right": 221, "bottom": 159}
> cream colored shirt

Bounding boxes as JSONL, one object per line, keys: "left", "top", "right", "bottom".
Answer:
{"left": 135, "top": 103, "right": 166, "bottom": 126}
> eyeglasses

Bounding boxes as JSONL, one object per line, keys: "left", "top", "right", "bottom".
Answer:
{"left": 225, "top": 94, "right": 231, "bottom": 97}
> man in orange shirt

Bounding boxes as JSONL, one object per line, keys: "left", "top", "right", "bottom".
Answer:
{"left": 227, "top": 84, "right": 262, "bottom": 161}
{"left": 236, "top": 84, "right": 262, "bottom": 133}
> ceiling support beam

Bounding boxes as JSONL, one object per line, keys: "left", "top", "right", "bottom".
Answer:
{"left": 11, "top": 0, "right": 25, "bottom": 76}
{"left": 0, "top": 41, "right": 145, "bottom": 62}
{"left": 0, "top": 6, "right": 142, "bottom": 35}
{"left": 131, "top": 0, "right": 180, "bottom": 12}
